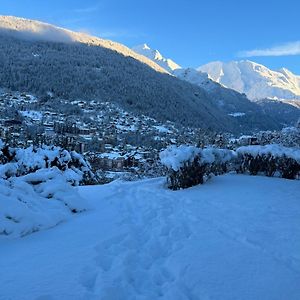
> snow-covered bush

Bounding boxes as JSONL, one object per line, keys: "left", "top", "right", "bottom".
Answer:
{"left": 160, "top": 145, "right": 236, "bottom": 190}
{"left": 0, "top": 168, "right": 87, "bottom": 237}
{"left": 160, "top": 145, "right": 202, "bottom": 172}
{"left": 236, "top": 144, "right": 300, "bottom": 179}
{"left": 0, "top": 140, "right": 94, "bottom": 238}
{"left": 161, "top": 144, "right": 300, "bottom": 190}
{"left": 207, "top": 148, "right": 237, "bottom": 175}
{"left": 0, "top": 142, "right": 96, "bottom": 185}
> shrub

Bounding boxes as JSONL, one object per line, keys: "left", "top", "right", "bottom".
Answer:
{"left": 160, "top": 145, "right": 236, "bottom": 190}
{"left": 236, "top": 144, "right": 300, "bottom": 179}
{"left": 161, "top": 144, "right": 300, "bottom": 190}
{"left": 0, "top": 141, "right": 97, "bottom": 185}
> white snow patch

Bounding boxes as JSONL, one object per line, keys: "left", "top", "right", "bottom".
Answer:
{"left": 228, "top": 112, "right": 246, "bottom": 117}
{"left": 160, "top": 145, "right": 236, "bottom": 171}
{"left": 153, "top": 125, "right": 172, "bottom": 133}
{"left": 20, "top": 110, "right": 43, "bottom": 120}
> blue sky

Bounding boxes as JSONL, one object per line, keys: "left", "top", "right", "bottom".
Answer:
{"left": 1, "top": 0, "right": 300, "bottom": 73}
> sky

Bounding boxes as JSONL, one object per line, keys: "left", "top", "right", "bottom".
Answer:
{"left": 1, "top": 0, "right": 300, "bottom": 73}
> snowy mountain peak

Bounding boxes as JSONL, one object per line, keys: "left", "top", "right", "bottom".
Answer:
{"left": 132, "top": 43, "right": 181, "bottom": 73}
{"left": 278, "top": 67, "right": 297, "bottom": 78}
{"left": 198, "top": 60, "right": 300, "bottom": 101}
{"left": 139, "top": 43, "right": 151, "bottom": 50}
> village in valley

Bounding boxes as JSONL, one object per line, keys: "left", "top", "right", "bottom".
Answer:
{"left": 0, "top": 90, "right": 197, "bottom": 180}
{"left": 1, "top": 89, "right": 299, "bottom": 181}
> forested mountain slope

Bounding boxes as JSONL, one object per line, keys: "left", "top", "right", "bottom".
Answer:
{"left": 0, "top": 16, "right": 279, "bottom": 133}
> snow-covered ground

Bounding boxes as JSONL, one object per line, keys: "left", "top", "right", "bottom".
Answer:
{"left": 1, "top": 174, "right": 300, "bottom": 300}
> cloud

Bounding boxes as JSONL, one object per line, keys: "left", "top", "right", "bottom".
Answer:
{"left": 238, "top": 41, "right": 300, "bottom": 57}
{"left": 59, "top": 17, "right": 88, "bottom": 26}
{"left": 74, "top": 3, "right": 102, "bottom": 14}
{"left": 98, "top": 30, "right": 143, "bottom": 39}
{"left": 76, "top": 27, "right": 144, "bottom": 39}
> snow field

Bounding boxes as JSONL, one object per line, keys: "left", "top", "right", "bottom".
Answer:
{"left": 1, "top": 174, "right": 299, "bottom": 299}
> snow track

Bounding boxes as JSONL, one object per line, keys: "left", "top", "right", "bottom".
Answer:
{"left": 80, "top": 181, "right": 194, "bottom": 299}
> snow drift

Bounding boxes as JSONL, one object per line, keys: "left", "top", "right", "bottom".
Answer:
{"left": 1, "top": 175, "right": 299, "bottom": 299}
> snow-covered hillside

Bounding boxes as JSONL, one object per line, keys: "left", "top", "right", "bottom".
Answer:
{"left": 198, "top": 60, "right": 300, "bottom": 101}
{"left": 132, "top": 44, "right": 181, "bottom": 73}
{"left": 1, "top": 174, "right": 300, "bottom": 299}
{"left": 0, "top": 16, "right": 297, "bottom": 130}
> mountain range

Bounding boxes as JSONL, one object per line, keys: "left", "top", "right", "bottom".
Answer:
{"left": 133, "top": 43, "right": 300, "bottom": 103}
{"left": 133, "top": 44, "right": 300, "bottom": 125}
{"left": 198, "top": 60, "right": 300, "bottom": 103}
{"left": 0, "top": 16, "right": 298, "bottom": 133}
